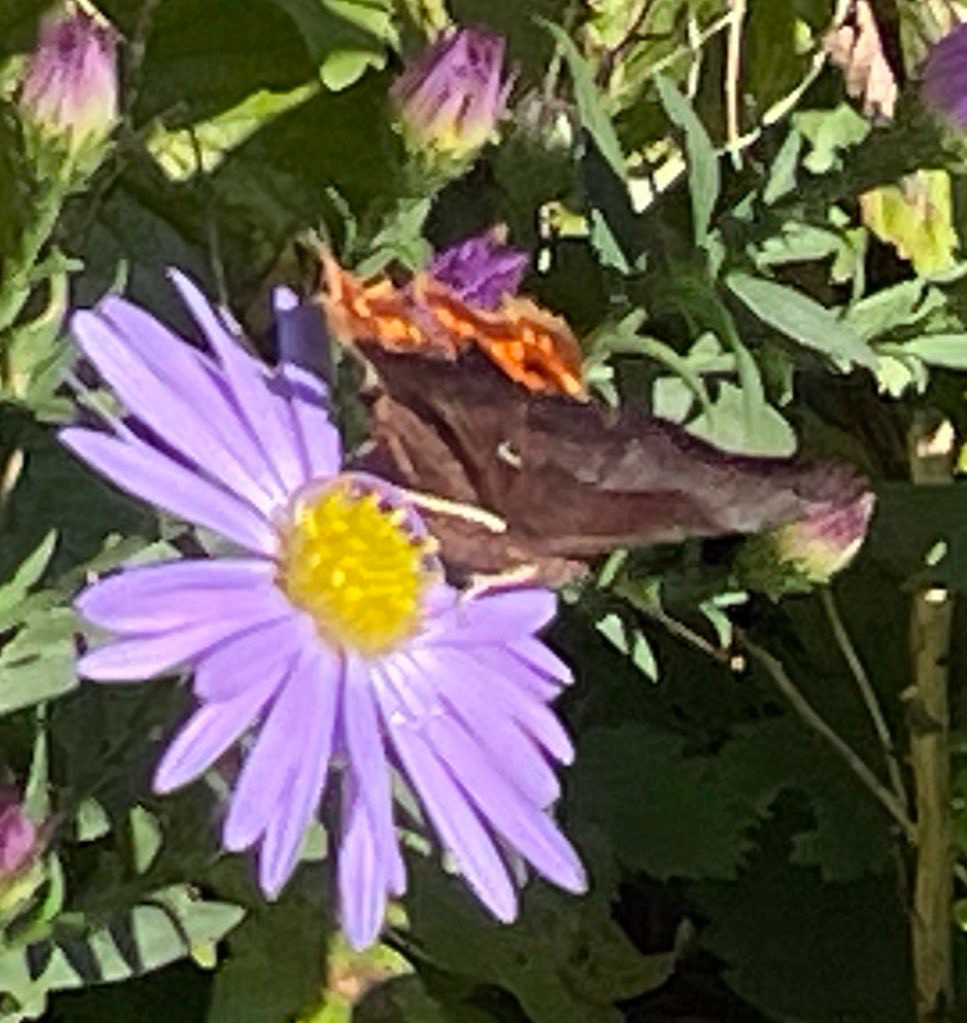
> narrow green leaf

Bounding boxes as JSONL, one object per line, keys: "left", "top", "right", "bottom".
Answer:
{"left": 654, "top": 75, "right": 719, "bottom": 245}
{"left": 726, "top": 272, "right": 877, "bottom": 369}
{"left": 0, "top": 532, "right": 57, "bottom": 622}
{"left": 541, "top": 20, "right": 626, "bottom": 181}
{"left": 895, "top": 334, "right": 967, "bottom": 370}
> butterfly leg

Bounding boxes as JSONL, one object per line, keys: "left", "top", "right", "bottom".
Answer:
{"left": 462, "top": 563, "right": 542, "bottom": 599}
{"left": 399, "top": 489, "right": 509, "bottom": 534}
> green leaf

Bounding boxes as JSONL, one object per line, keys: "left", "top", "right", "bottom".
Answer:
{"left": 571, "top": 725, "right": 759, "bottom": 879}
{"left": 206, "top": 867, "right": 329, "bottom": 1023}
{"left": 0, "top": 608, "right": 78, "bottom": 715}
{"left": 0, "top": 887, "right": 243, "bottom": 1021}
{"left": 541, "top": 20, "right": 626, "bottom": 182}
{"left": 894, "top": 333, "right": 967, "bottom": 370}
{"left": 654, "top": 74, "right": 719, "bottom": 245}
{"left": 268, "top": 0, "right": 397, "bottom": 91}
{"left": 793, "top": 104, "right": 870, "bottom": 174}
{"left": 0, "top": 531, "right": 56, "bottom": 623}
{"left": 406, "top": 861, "right": 674, "bottom": 1023}
{"left": 726, "top": 272, "right": 877, "bottom": 369}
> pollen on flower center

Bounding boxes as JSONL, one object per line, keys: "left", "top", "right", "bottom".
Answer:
{"left": 280, "top": 476, "right": 438, "bottom": 656}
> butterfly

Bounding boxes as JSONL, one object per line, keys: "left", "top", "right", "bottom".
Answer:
{"left": 319, "top": 254, "right": 871, "bottom": 587}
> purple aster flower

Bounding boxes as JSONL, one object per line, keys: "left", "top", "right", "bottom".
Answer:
{"left": 19, "top": 4, "right": 117, "bottom": 154}
{"left": 391, "top": 27, "right": 514, "bottom": 160}
{"left": 924, "top": 23, "right": 967, "bottom": 128}
{"left": 430, "top": 230, "right": 529, "bottom": 310}
{"left": 64, "top": 272, "right": 585, "bottom": 949}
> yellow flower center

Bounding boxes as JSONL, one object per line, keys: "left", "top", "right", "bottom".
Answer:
{"left": 279, "top": 477, "right": 438, "bottom": 656}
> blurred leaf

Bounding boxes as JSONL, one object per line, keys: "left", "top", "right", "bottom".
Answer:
{"left": 726, "top": 272, "right": 877, "bottom": 368}
{"left": 693, "top": 858, "right": 907, "bottom": 1021}
{"left": 407, "top": 862, "right": 674, "bottom": 1023}
{"left": 542, "top": 20, "right": 626, "bottom": 182}
{"left": 654, "top": 74, "right": 719, "bottom": 246}
{"left": 794, "top": 104, "right": 870, "bottom": 174}
{"left": 895, "top": 333, "right": 967, "bottom": 370}
{"left": 0, "top": 887, "right": 243, "bottom": 1021}
{"left": 861, "top": 170, "right": 958, "bottom": 277}
{"left": 268, "top": 0, "right": 397, "bottom": 91}
{"left": 0, "top": 531, "right": 55, "bottom": 623}
{"left": 206, "top": 867, "right": 329, "bottom": 1023}
{"left": 0, "top": 608, "right": 77, "bottom": 715}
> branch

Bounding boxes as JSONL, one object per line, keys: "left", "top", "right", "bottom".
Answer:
{"left": 821, "top": 586, "right": 909, "bottom": 819}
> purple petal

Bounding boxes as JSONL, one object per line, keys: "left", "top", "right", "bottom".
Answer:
{"left": 436, "top": 648, "right": 574, "bottom": 763}
{"left": 153, "top": 678, "right": 280, "bottom": 793}
{"left": 78, "top": 608, "right": 290, "bottom": 681}
{"left": 414, "top": 647, "right": 560, "bottom": 807}
{"left": 421, "top": 711, "right": 585, "bottom": 893}
{"left": 97, "top": 297, "right": 288, "bottom": 505}
{"left": 72, "top": 309, "right": 282, "bottom": 515}
{"left": 338, "top": 780, "right": 392, "bottom": 950}
{"left": 77, "top": 559, "right": 278, "bottom": 633}
{"left": 274, "top": 364, "right": 341, "bottom": 481}
{"left": 193, "top": 613, "right": 316, "bottom": 702}
{"left": 375, "top": 663, "right": 518, "bottom": 921}
{"left": 507, "top": 637, "right": 573, "bottom": 687}
{"left": 61, "top": 428, "right": 276, "bottom": 554}
{"left": 223, "top": 644, "right": 341, "bottom": 852}
{"left": 168, "top": 269, "right": 307, "bottom": 495}
{"left": 420, "top": 589, "right": 557, "bottom": 646}
{"left": 258, "top": 645, "right": 341, "bottom": 897}
{"left": 342, "top": 655, "right": 398, "bottom": 857}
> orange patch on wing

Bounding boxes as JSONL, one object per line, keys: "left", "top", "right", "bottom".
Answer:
{"left": 320, "top": 252, "right": 586, "bottom": 398}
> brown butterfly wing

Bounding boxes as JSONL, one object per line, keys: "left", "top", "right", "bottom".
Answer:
{"left": 352, "top": 344, "right": 869, "bottom": 583}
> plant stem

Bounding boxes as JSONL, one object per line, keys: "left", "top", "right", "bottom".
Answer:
{"left": 821, "top": 586, "right": 909, "bottom": 817}
{"left": 740, "top": 633, "right": 915, "bottom": 842}
{"left": 908, "top": 414, "right": 955, "bottom": 1022}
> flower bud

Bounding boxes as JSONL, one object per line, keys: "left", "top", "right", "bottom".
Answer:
{"left": 430, "top": 229, "right": 528, "bottom": 309}
{"left": 924, "top": 23, "right": 967, "bottom": 129}
{"left": 19, "top": 4, "right": 118, "bottom": 158}
{"left": 0, "top": 789, "right": 43, "bottom": 915}
{"left": 391, "top": 28, "right": 513, "bottom": 162}
{"left": 737, "top": 491, "right": 876, "bottom": 598}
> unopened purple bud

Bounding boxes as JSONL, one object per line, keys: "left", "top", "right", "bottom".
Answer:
{"left": 19, "top": 5, "right": 118, "bottom": 154}
{"left": 0, "top": 790, "right": 37, "bottom": 879}
{"left": 773, "top": 490, "right": 876, "bottom": 583}
{"left": 924, "top": 23, "right": 967, "bottom": 129}
{"left": 391, "top": 28, "right": 513, "bottom": 160}
{"left": 430, "top": 230, "right": 528, "bottom": 309}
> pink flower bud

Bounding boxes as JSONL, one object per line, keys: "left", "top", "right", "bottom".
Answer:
{"left": 772, "top": 490, "right": 876, "bottom": 583}
{"left": 0, "top": 790, "right": 37, "bottom": 879}
{"left": 19, "top": 5, "right": 118, "bottom": 155}
{"left": 391, "top": 28, "right": 513, "bottom": 160}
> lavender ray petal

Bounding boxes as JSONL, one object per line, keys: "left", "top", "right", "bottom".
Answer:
{"left": 77, "top": 560, "right": 280, "bottom": 634}
{"left": 375, "top": 666, "right": 517, "bottom": 921}
{"left": 153, "top": 678, "right": 279, "bottom": 794}
{"left": 223, "top": 644, "right": 340, "bottom": 851}
{"left": 506, "top": 637, "right": 574, "bottom": 687}
{"left": 61, "top": 428, "right": 276, "bottom": 554}
{"left": 99, "top": 297, "right": 285, "bottom": 503}
{"left": 194, "top": 613, "right": 316, "bottom": 702}
{"left": 72, "top": 309, "right": 281, "bottom": 515}
{"left": 78, "top": 609, "right": 290, "bottom": 681}
{"left": 475, "top": 646, "right": 563, "bottom": 703}
{"left": 421, "top": 712, "right": 585, "bottom": 893}
{"left": 258, "top": 645, "right": 341, "bottom": 897}
{"left": 418, "top": 589, "right": 557, "bottom": 647}
{"left": 342, "top": 654, "right": 398, "bottom": 858}
{"left": 274, "top": 363, "right": 341, "bottom": 481}
{"left": 414, "top": 648, "right": 560, "bottom": 807}
{"left": 168, "top": 269, "right": 306, "bottom": 495}
{"left": 338, "top": 780, "right": 391, "bottom": 951}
